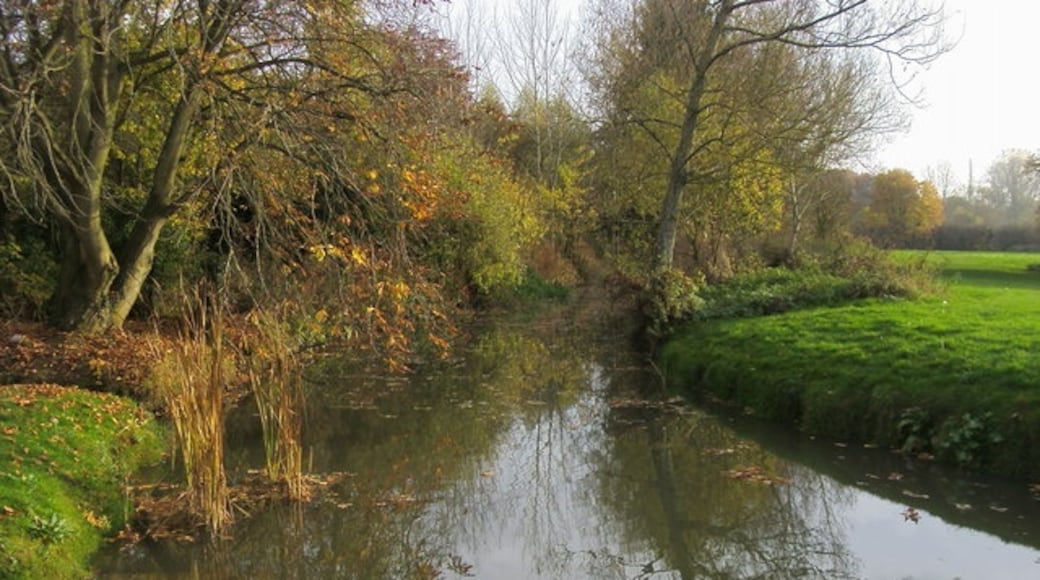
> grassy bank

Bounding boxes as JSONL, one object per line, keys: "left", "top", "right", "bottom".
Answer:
{"left": 0, "top": 384, "right": 165, "bottom": 579}
{"left": 661, "top": 251, "right": 1040, "bottom": 479}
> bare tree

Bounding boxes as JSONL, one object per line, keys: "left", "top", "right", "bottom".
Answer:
{"left": 925, "top": 161, "right": 959, "bottom": 201}
{"left": 496, "top": 0, "right": 578, "bottom": 185}
{"left": 434, "top": 0, "right": 495, "bottom": 90}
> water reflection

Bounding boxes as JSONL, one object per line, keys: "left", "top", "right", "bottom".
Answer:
{"left": 95, "top": 305, "right": 1040, "bottom": 579}
{"left": 602, "top": 410, "right": 861, "bottom": 579}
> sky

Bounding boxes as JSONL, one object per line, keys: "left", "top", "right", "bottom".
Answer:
{"left": 438, "top": 0, "right": 1040, "bottom": 188}
{"left": 874, "top": 0, "right": 1040, "bottom": 185}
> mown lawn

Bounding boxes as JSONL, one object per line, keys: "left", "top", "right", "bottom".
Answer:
{"left": 662, "top": 251, "right": 1040, "bottom": 479}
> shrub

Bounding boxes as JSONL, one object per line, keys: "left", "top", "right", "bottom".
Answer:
{"left": 0, "top": 237, "right": 57, "bottom": 319}
{"left": 641, "top": 268, "right": 705, "bottom": 338}
{"left": 935, "top": 412, "right": 1004, "bottom": 469}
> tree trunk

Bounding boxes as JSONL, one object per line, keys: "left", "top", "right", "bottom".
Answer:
{"left": 654, "top": 1, "right": 732, "bottom": 270}
{"left": 51, "top": 223, "right": 119, "bottom": 332}
{"left": 109, "top": 89, "right": 203, "bottom": 328}
{"left": 47, "top": 1, "right": 124, "bottom": 332}
{"left": 786, "top": 180, "right": 804, "bottom": 263}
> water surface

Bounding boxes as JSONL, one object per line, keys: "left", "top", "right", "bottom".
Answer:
{"left": 95, "top": 303, "right": 1040, "bottom": 579}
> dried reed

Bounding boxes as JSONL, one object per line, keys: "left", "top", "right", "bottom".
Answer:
{"left": 242, "top": 306, "right": 306, "bottom": 500}
{"left": 149, "top": 285, "right": 231, "bottom": 536}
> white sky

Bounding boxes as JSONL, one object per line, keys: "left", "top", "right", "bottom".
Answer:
{"left": 874, "top": 0, "right": 1040, "bottom": 185}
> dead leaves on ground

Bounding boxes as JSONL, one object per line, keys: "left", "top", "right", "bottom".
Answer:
{"left": 1, "top": 322, "right": 159, "bottom": 395}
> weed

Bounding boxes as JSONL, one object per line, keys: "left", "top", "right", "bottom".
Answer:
{"left": 513, "top": 269, "right": 570, "bottom": 301}
{"left": 26, "top": 511, "right": 71, "bottom": 545}
{"left": 896, "top": 407, "right": 933, "bottom": 454}
{"left": 936, "top": 412, "right": 1004, "bottom": 469}
{"left": 641, "top": 268, "right": 705, "bottom": 337}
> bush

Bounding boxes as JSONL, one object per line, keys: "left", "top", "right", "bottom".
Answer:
{"left": 0, "top": 237, "right": 57, "bottom": 320}
{"left": 641, "top": 268, "right": 705, "bottom": 337}
{"left": 680, "top": 238, "right": 938, "bottom": 325}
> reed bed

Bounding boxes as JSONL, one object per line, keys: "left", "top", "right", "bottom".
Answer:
{"left": 149, "top": 286, "right": 231, "bottom": 536}
{"left": 241, "top": 306, "right": 306, "bottom": 501}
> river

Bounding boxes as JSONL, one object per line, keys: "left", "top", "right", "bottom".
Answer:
{"left": 94, "top": 300, "right": 1040, "bottom": 579}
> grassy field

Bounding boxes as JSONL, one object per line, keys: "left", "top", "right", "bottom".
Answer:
{"left": 0, "top": 385, "right": 165, "bottom": 579}
{"left": 661, "top": 251, "right": 1040, "bottom": 479}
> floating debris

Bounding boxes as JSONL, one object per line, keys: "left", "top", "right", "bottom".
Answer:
{"left": 723, "top": 466, "right": 791, "bottom": 486}
{"left": 902, "top": 506, "right": 921, "bottom": 524}
{"left": 902, "top": 489, "right": 930, "bottom": 500}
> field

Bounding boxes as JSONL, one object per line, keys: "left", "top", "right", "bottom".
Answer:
{"left": 661, "top": 251, "right": 1040, "bottom": 479}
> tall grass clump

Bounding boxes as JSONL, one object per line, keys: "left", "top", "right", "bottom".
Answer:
{"left": 149, "top": 285, "right": 231, "bottom": 536}
{"left": 241, "top": 306, "right": 306, "bottom": 500}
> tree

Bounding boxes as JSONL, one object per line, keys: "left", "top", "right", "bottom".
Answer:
{"left": 0, "top": 1, "right": 452, "bottom": 333}
{"left": 863, "top": 169, "right": 943, "bottom": 247}
{"left": 983, "top": 150, "right": 1040, "bottom": 226}
{"left": 0, "top": 3, "right": 304, "bottom": 329}
{"left": 585, "top": 0, "right": 945, "bottom": 270}
{"left": 925, "top": 161, "right": 959, "bottom": 201}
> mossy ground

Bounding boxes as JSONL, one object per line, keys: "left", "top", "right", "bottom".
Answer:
{"left": 662, "top": 251, "right": 1040, "bottom": 479}
{"left": 0, "top": 384, "right": 165, "bottom": 579}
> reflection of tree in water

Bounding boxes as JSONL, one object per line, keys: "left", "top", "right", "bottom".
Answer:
{"left": 100, "top": 308, "right": 863, "bottom": 579}
{"left": 101, "top": 314, "right": 612, "bottom": 579}
{"left": 600, "top": 410, "right": 863, "bottom": 579}
{"left": 423, "top": 320, "right": 631, "bottom": 578}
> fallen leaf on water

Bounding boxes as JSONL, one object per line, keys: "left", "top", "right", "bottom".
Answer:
{"left": 902, "top": 489, "right": 930, "bottom": 500}
{"left": 954, "top": 503, "right": 972, "bottom": 511}
{"left": 901, "top": 507, "right": 921, "bottom": 523}
{"left": 887, "top": 472, "right": 904, "bottom": 481}
{"left": 723, "top": 466, "right": 791, "bottom": 486}
{"left": 989, "top": 505, "right": 1009, "bottom": 513}
{"left": 479, "top": 470, "right": 495, "bottom": 478}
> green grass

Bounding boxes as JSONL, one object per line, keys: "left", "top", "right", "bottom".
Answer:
{"left": 662, "top": 251, "right": 1040, "bottom": 479}
{"left": 0, "top": 385, "right": 165, "bottom": 579}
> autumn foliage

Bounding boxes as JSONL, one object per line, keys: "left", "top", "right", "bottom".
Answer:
{"left": 0, "top": 2, "right": 547, "bottom": 368}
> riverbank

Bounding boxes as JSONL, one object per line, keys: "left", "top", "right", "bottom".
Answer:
{"left": 0, "top": 384, "right": 165, "bottom": 579}
{"left": 660, "top": 251, "right": 1040, "bottom": 480}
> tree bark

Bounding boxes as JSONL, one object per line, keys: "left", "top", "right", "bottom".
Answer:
{"left": 109, "top": 90, "right": 203, "bottom": 328}
{"left": 50, "top": 0, "right": 123, "bottom": 332}
{"left": 654, "top": 0, "right": 732, "bottom": 270}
